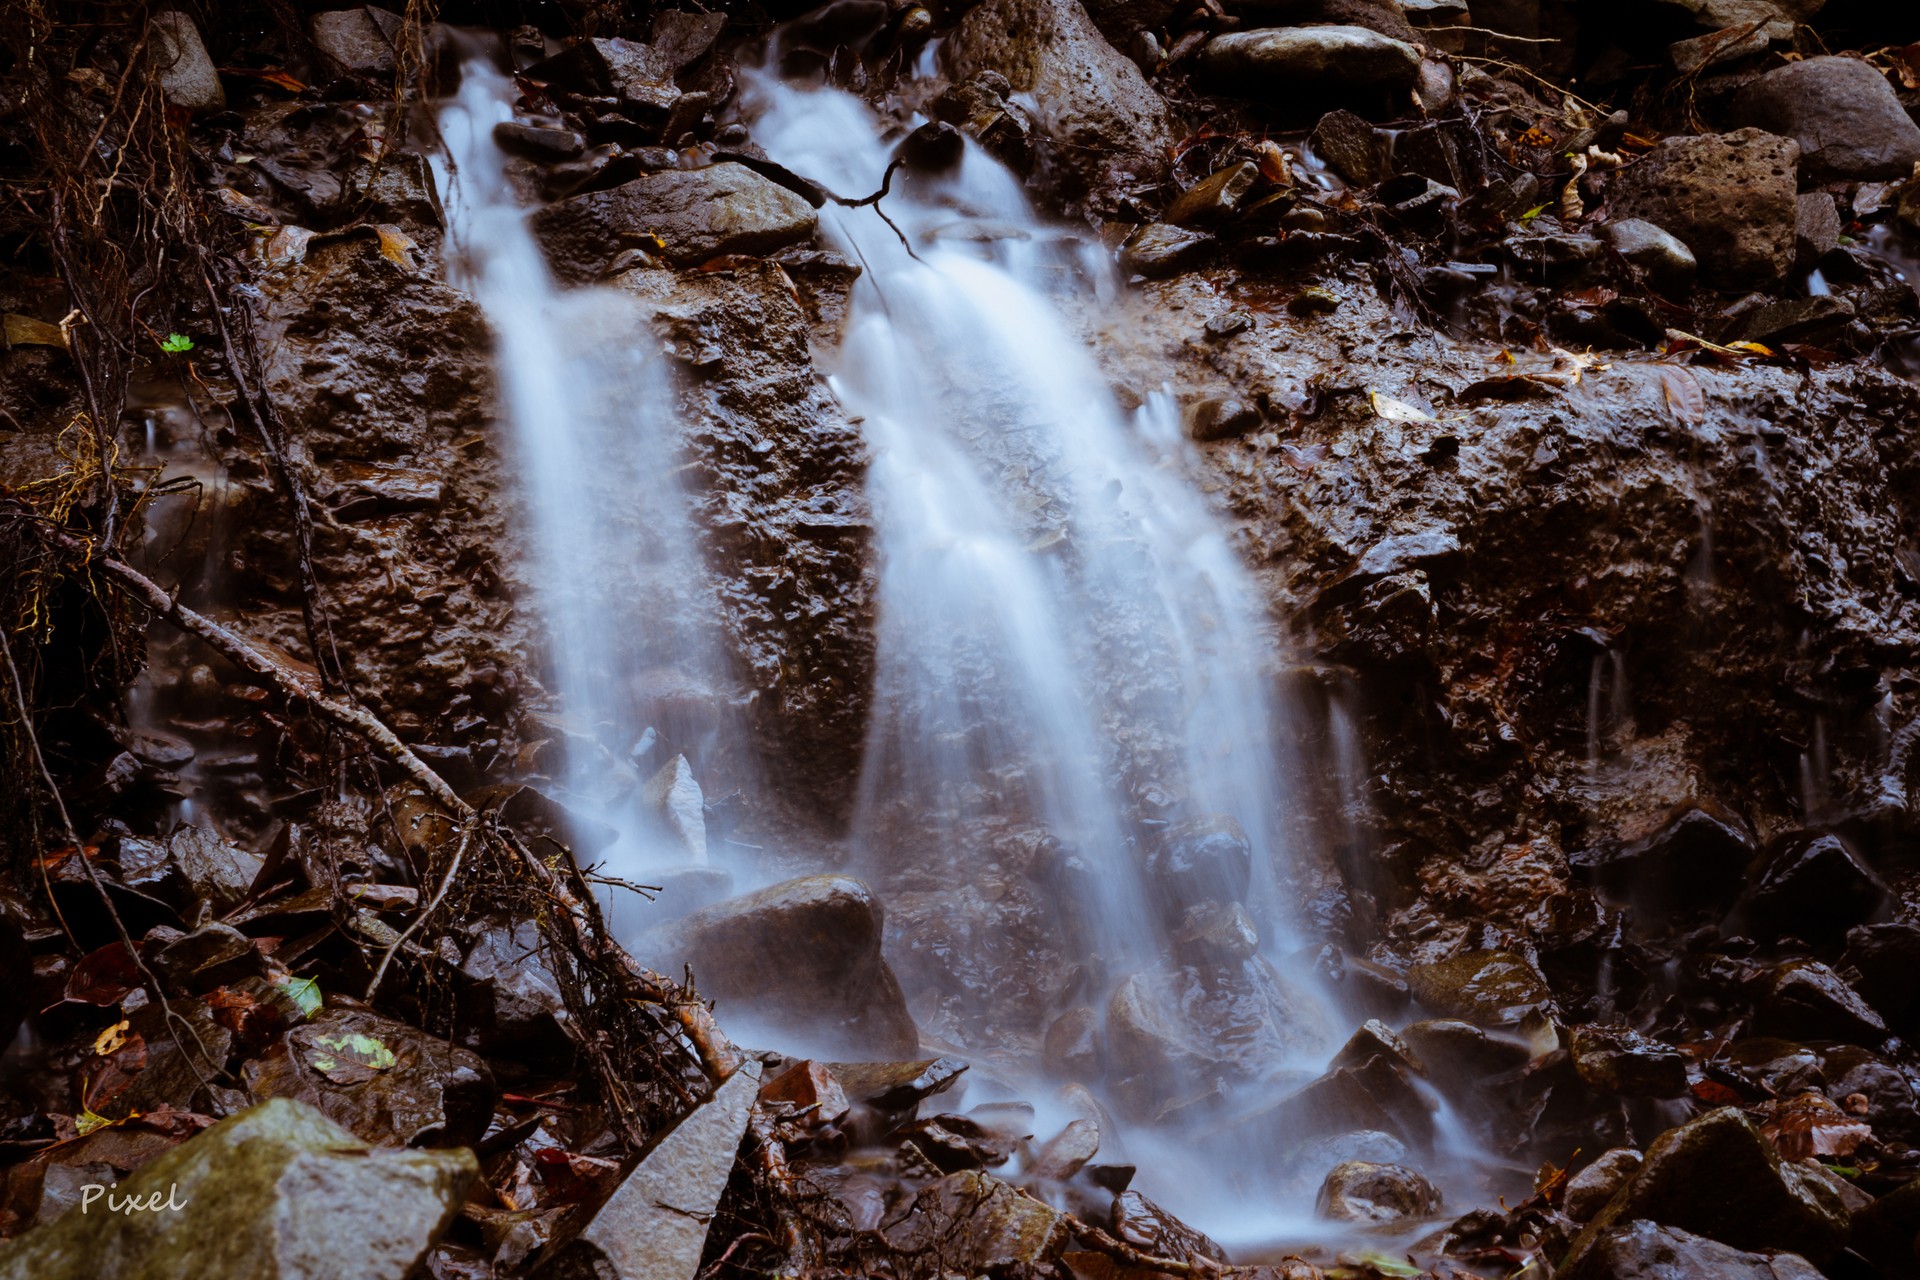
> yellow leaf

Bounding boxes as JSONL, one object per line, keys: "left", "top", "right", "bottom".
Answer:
{"left": 92, "top": 1019, "right": 129, "bottom": 1057}
{"left": 75, "top": 1107, "right": 113, "bottom": 1136}
{"left": 4, "top": 314, "right": 68, "bottom": 349}
{"left": 372, "top": 224, "right": 419, "bottom": 270}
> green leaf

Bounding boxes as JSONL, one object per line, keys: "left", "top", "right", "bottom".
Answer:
{"left": 275, "top": 976, "right": 322, "bottom": 1021}
{"left": 1520, "top": 203, "right": 1550, "bottom": 222}
{"left": 160, "top": 332, "right": 194, "bottom": 354}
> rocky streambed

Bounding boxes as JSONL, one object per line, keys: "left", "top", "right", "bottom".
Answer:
{"left": 8, "top": 0, "right": 1920, "bottom": 1278}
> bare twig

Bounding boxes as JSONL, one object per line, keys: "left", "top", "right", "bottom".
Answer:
{"left": 363, "top": 819, "right": 475, "bottom": 1000}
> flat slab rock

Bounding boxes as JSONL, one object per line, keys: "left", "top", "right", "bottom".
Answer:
{"left": 531, "top": 163, "right": 817, "bottom": 280}
{"left": 1196, "top": 25, "right": 1422, "bottom": 97}
{"left": 0, "top": 1098, "right": 474, "bottom": 1280}
{"left": 541, "top": 1061, "right": 761, "bottom": 1280}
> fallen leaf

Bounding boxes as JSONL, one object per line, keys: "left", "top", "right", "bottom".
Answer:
{"left": 92, "top": 1020, "right": 130, "bottom": 1056}
{"left": 274, "top": 975, "right": 323, "bottom": 1021}
{"left": 219, "top": 66, "right": 307, "bottom": 92}
{"left": 4, "top": 314, "right": 68, "bottom": 349}
{"left": 259, "top": 225, "right": 315, "bottom": 269}
{"left": 1371, "top": 391, "right": 1435, "bottom": 423}
{"left": 304, "top": 1030, "right": 396, "bottom": 1084}
{"left": 371, "top": 224, "right": 418, "bottom": 270}
{"left": 1254, "top": 139, "right": 1292, "bottom": 186}
{"left": 64, "top": 944, "right": 142, "bottom": 1007}
{"left": 1456, "top": 374, "right": 1561, "bottom": 403}
{"left": 1659, "top": 366, "right": 1705, "bottom": 424}
{"left": 1756, "top": 1091, "right": 1873, "bottom": 1161}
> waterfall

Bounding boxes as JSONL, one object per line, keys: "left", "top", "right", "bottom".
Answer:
{"left": 747, "top": 77, "right": 1319, "bottom": 1035}
{"left": 434, "top": 61, "right": 736, "bottom": 910}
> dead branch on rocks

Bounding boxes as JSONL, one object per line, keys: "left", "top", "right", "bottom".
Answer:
{"left": 8, "top": 504, "right": 740, "bottom": 1145}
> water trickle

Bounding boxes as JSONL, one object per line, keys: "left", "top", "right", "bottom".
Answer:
{"left": 435, "top": 60, "right": 742, "bottom": 907}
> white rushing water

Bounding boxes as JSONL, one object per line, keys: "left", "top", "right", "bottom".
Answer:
{"left": 435, "top": 61, "right": 738, "bottom": 914}
{"left": 746, "top": 78, "right": 1349, "bottom": 1237}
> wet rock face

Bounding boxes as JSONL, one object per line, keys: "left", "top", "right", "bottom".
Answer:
{"left": 0, "top": 1099, "right": 474, "bottom": 1280}
{"left": 946, "top": 0, "right": 1176, "bottom": 215}
{"left": 256, "top": 233, "right": 532, "bottom": 743}
{"left": 1605, "top": 128, "right": 1799, "bottom": 285}
{"left": 614, "top": 263, "right": 874, "bottom": 817}
{"left": 1730, "top": 55, "right": 1920, "bottom": 180}
{"left": 532, "top": 164, "right": 818, "bottom": 279}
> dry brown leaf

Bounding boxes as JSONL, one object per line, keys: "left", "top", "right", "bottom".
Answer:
{"left": 1659, "top": 366, "right": 1705, "bottom": 424}
{"left": 4, "top": 314, "right": 68, "bottom": 349}
{"left": 372, "top": 224, "right": 419, "bottom": 271}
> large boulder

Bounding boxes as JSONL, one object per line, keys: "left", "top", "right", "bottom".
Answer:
{"left": 533, "top": 164, "right": 817, "bottom": 279}
{"left": 1195, "top": 26, "right": 1422, "bottom": 101}
{"left": 1563, "top": 1107, "right": 1849, "bottom": 1267}
{"left": 1563, "top": 1220, "right": 1822, "bottom": 1280}
{"left": 0, "top": 1099, "right": 474, "bottom": 1280}
{"left": 635, "top": 876, "right": 918, "bottom": 1057}
{"left": 946, "top": 0, "right": 1176, "bottom": 214}
{"left": 1605, "top": 128, "right": 1799, "bottom": 286}
{"left": 1730, "top": 56, "right": 1920, "bottom": 181}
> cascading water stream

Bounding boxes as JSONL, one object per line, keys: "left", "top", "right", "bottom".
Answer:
{"left": 746, "top": 71, "right": 1338, "bottom": 1196}
{"left": 434, "top": 58, "right": 743, "bottom": 919}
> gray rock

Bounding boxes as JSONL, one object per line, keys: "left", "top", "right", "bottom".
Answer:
{"left": 1315, "top": 1160, "right": 1441, "bottom": 1223}
{"left": 1570, "top": 1025, "right": 1688, "bottom": 1098}
{"left": 1564, "top": 1220, "right": 1823, "bottom": 1280}
{"left": 493, "top": 122, "right": 586, "bottom": 161}
{"left": 1670, "top": 21, "right": 1786, "bottom": 75}
{"left": 947, "top": 0, "right": 1175, "bottom": 213}
{"left": 887, "top": 1171, "right": 1070, "bottom": 1270}
{"left": 1030, "top": 1117, "right": 1101, "bottom": 1180}
{"left": 1111, "top": 1189, "right": 1227, "bottom": 1263}
{"left": 1165, "top": 161, "right": 1258, "bottom": 227}
{"left": 1311, "top": 109, "right": 1390, "bottom": 186}
{"left": 1173, "top": 900, "right": 1260, "bottom": 963}
{"left": 1742, "top": 295, "right": 1855, "bottom": 347}
{"left": 167, "top": 826, "right": 264, "bottom": 909}
{"left": 151, "top": 11, "right": 224, "bottom": 113}
{"left": 642, "top": 753, "right": 707, "bottom": 864}
{"left": 1746, "top": 832, "right": 1886, "bottom": 941}
{"left": 542, "top": 1062, "right": 760, "bottom": 1280}
{"left": 0, "top": 1099, "right": 474, "bottom": 1280}
{"left": 1565, "top": 1107, "right": 1848, "bottom": 1265}
{"left": 533, "top": 164, "right": 817, "bottom": 280}
{"left": 311, "top": 6, "right": 404, "bottom": 79}
{"left": 636, "top": 876, "right": 918, "bottom": 1058}
{"left": 1795, "top": 193, "right": 1840, "bottom": 269}
{"left": 1043, "top": 1007, "right": 1103, "bottom": 1079}
{"left": 1108, "top": 957, "right": 1332, "bottom": 1115}
{"left": 1565, "top": 1147, "right": 1643, "bottom": 1222}
{"left": 1606, "top": 128, "right": 1799, "bottom": 286}
{"left": 1408, "top": 950, "right": 1555, "bottom": 1027}
{"left": 1756, "top": 959, "right": 1887, "bottom": 1045}
{"left": 1144, "top": 815, "right": 1253, "bottom": 922}
{"left": 1119, "top": 223, "right": 1214, "bottom": 277}
{"left": 1604, "top": 218, "right": 1697, "bottom": 294}
{"left": 459, "top": 917, "right": 569, "bottom": 1056}
{"left": 1196, "top": 26, "right": 1422, "bottom": 99}
{"left": 1731, "top": 56, "right": 1920, "bottom": 181}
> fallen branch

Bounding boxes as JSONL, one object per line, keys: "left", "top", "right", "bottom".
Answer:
{"left": 15, "top": 511, "right": 740, "bottom": 1091}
